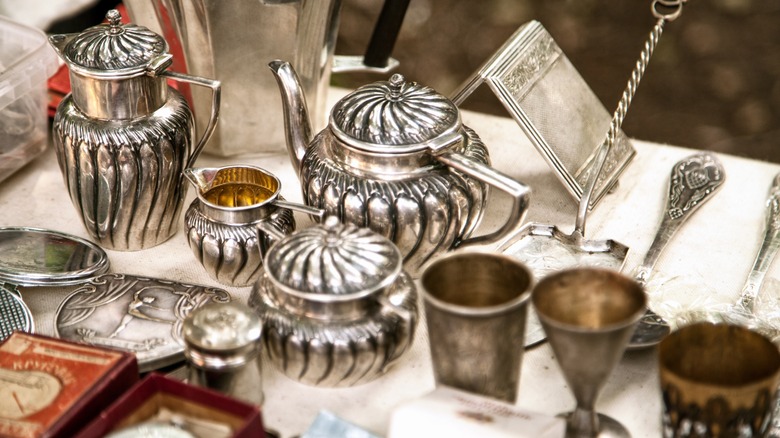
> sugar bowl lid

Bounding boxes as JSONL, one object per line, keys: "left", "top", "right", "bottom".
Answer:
{"left": 330, "top": 74, "right": 462, "bottom": 154}
{"left": 49, "top": 9, "right": 169, "bottom": 78}
{"left": 0, "top": 227, "right": 109, "bottom": 287}
{"left": 264, "top": 217, "right": 403, "bottom": 299}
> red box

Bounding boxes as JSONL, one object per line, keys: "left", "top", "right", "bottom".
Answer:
{"left": 0, "top": 332, "right": 139, "bottom": 438}
{"left": 77, "top": 373, "right": 265, "bottom": 438}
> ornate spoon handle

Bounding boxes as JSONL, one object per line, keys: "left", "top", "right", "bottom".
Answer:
{"left": 634, "top": 153, "right": 726, "bottom": 285}
{"left": 737, "top": 173, "right": 780, "bottom": 312}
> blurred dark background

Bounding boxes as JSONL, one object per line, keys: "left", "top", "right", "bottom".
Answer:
{"left": 52, "top": 0, "right": 780, "bottom": 161}
{"left": 337, "top": 0, "right": 780, "bottom": 162}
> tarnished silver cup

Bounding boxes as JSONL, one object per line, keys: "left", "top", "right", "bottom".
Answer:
{"left": 421, "top": 251, "right": 532, "bottom": 403}
{"left": 659, "top": 322, "right": 780, "bottom": 437}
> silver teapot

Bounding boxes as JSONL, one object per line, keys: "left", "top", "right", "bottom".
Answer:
{"left": 49, "top": 10, "right": 220, "bottom": 251}
{"left": 248, "top": 216, "right": 417, "bottom": 387}
{"left": 270, "top": 61, "right": 531, "bottom": 273}
{"left": 184, "top": 165, "right": 324, "bottom": 287}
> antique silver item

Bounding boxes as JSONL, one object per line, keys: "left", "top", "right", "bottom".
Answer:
{"left": 248, "top": 216, "right": 418, "bottom": 387}
{"left": 125, "top": 0, "right": 408, "bottom": 157}
{"left": 421, "top": 251, "right": 532, "bottom": 403}
{"left": 183, "top": 302, "right": 263, "bottom": 406}
{"left": 533, "top": 269, "right": 646, "bottom": 438}
{"left": 49, "top": 9, "right": 221, "bottom": 251}
{"left": 0, "top": 227, "right": 110, "bottom": 340}
{"left": 735, "top": 173, "right": 780, "bottom": 313}
{"left": 184, "top": 165, "right": 324, "bottom": 287}
{"left": 450, "top": 21, "right": 635, "bottom": 208}
{"left": 629, "top": 152, "right": 725, "bottom": 349}
{"left": 55, "top": 273, "right": 231, "bottom": 372}
{"left": 502, "top": 0, "right": 687, "bottom": 348}
{"left": 271, "top": 61, "right": 531, "bottom": 273}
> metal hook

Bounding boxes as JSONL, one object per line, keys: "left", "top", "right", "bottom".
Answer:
{"left": 652, "top": 0, "right": 686, "bottom": 21}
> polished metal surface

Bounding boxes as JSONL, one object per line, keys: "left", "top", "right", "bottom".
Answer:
{"left": 659, "top": 322, "right": 780, "bottom": 438}
{"left": 421, "top": 251, "right": 532, "bottom": 403}
{"left": 270, "top": 61, "right": 531, "bottom": 273}
{"left": 736, "top": 172, "right": 780, "bottom": 312}
{"left": 248, "top": 217, "right": 418, "bottom": 387}
{"left": 183, "top": 166, "right": 297, "bottom": 287}
{"left": 184, "top": 302, "right": 263, "bottom": 406}
{"left": 502, "top": 1, "right": 675, "bottom": 348}
{"left": 0, "top": 227, "right": 108, "bottom": 287}
{"left": 450, "top": 20, "right": 635, "bottom": 208}
{"left": 629, "top": 152, "right": 725, "bottom": 349}
{"left": 533, "top": 268, "right": 645, "bottom": 438}
{"left": 54, "top": 273, "right": 231, "bottom": 372}
{"left": 50, "top": 9, "right": 221, "bottom": 251}
{"left": 124, "top": 0, "right": 407, "bottom": 157}
{"left": 0, "top": 285, "right": 33, "bottom": 340}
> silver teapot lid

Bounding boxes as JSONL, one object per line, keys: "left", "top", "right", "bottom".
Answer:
{"left": 183, "top": 302, "right": 261, "bottom": 353}
{"left": 330, "top": 74, "right": 461, "bottom": 154}
{"left": 51, "top": 9, "right": 168, "bottom": 78}
{"left": 265, "top": 217, "right": 402, "bottom": 298}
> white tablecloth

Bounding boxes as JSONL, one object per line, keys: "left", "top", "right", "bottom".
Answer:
{"left": 2, "top": 102, "right": 779, "bottom": 437}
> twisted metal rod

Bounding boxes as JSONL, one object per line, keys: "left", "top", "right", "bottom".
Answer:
{"left": 575, "top": 17, "right": 668, "bottom": 236}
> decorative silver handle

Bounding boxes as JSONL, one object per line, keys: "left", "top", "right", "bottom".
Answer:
{"left": 435, "top": 151, "right": 531, "bottom": 247}
{"left": 159, "top": 70, "right": 221, "bottom": 169}
{"left": 634, "top": 153, "right": 725, "bottom": 284}
{"left": 737, "top": 173, "right": 780, "bottom": 312}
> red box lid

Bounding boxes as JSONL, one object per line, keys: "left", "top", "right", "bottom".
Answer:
{"left": 0, "top": 332, "right": 139, "bottom": 438}
{"left": 77, "top": 373, "right": 265, "bottom": 438}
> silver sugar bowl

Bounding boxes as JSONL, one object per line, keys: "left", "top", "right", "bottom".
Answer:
{"left": 271, "top": 60, "right": 531, "bottom": 273}
{"left": 49, "top": 9, "right": 220, "bottom": 251}
{"left": 248, "top": 217, "right": 418, "bottom": 387}
{"left": 184, "top": 165, "right": 323, "bottom": 287}
{"left": 183, "top": 301, "right": 263, "bottom": 406}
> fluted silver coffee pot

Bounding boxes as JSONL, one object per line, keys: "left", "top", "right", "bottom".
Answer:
{"left": 50, "top": 10, "right": 220, "bottom": 251}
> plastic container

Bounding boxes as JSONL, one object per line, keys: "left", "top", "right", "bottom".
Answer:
{"left": 0, "top": 15, "right": 59, "bottom": 184}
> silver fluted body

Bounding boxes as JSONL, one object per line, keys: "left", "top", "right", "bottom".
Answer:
{"left": 184, "top": 201, "right": 294, "bottom": 287}
{"left": 49, "top": 10, "right": 221, "bottom": 251}
{"left": 53, "top": 92, "right": 193, "bottom": 250}
{"left": 300, "top": 126, "right": 489, "bottom": 272}
{"left": 248, "top": 218, "right": 418, "bottom": 387}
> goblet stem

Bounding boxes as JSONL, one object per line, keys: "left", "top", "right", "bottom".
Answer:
{"left": 567, "top": 406, "right": 599, "bottom": 437}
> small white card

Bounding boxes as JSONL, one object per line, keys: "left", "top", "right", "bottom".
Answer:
{"left": 388, "top": 386, "right": 565, "bottom": 438}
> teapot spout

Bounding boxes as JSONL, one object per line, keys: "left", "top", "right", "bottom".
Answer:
{"left": 269, "top": 60, "right": 312, "bottom": 178}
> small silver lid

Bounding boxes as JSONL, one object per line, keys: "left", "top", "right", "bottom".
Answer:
{"left": 183, "top": 302, "right": 261, "bottom": 352}
{"left": 0, "top": 227, "right": 109, "bottom": 287}
{"left": 51, "top": 9, "right": 168, "bottom": 77}
{"left": 330, "top": 74, "right": 461, "bottom": 154}
{"left": 265, "top": 217, "right": 402, "bottom": 297}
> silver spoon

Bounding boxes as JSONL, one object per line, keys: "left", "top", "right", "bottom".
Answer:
{"left": 627, "top": 152, "right": 725, "bottom": 349}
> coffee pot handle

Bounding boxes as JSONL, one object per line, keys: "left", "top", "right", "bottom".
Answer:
{"left": 158, "top": 69, "right": 221, "bottom": 169}
{"left": 331, "top": 0, "right": 410, "bottom": 74}
{"left": 435, "top": 151, "right": 531, "bottom": 248}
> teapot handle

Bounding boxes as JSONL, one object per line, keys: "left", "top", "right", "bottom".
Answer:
{"left": 159, "top": 70, "right": 221, "bottom": 169}
{"left": 435, "top": 151, "right": 531, "bottom": 248}
{"left": 331, "top": 0, "right": 410, "bottom": 73}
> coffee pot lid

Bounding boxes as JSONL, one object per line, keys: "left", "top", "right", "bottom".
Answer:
{"left": 330, "top": 74, "right": 462, "bottom": 154}
{"left": 51, "top": 9, "right": 168, "bottom": 77}
{"left": 264, "top": 217, "right": 403, "bottom": 298}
